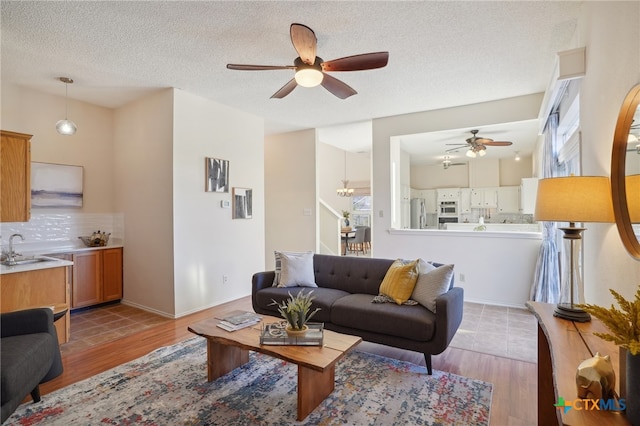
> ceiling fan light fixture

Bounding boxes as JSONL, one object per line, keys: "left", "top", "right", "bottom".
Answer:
{"left": 295, "top": 68, "right": 323, "bottom": 87}
{"left": 56, "top": 77, "right": 77, "bottom": 135}
{"left": 466, "top": 149, "right": 476, "bottom": 158}
{"left": 478, "top": 148, "right": 487, "bottom": 157}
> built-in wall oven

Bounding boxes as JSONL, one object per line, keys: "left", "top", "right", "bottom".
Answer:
{"left": 439, "top": 201, "right": 458, "bottom": 216}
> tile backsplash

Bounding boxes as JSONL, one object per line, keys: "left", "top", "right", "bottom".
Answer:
{"left": 0, "top": 213, "right": 124, "bottom": 254}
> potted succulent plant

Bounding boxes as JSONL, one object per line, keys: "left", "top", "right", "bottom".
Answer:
{"left": 271, "top": 290, "right": 321, "bottom": 336}
{"left": 579, "top": 286, "right": 640, "bottom": 424}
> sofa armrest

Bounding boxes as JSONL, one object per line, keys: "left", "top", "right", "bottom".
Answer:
{"left": 431, "top": 286, "right": 464, "bottom": 354}
{"left": 1, "top": 308, "right": 55, "bottom": 338}
{"left": 252, "top": 271, "right": 276, "bottom": 312}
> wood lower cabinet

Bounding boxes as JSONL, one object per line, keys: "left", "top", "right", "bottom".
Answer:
{"left": 1, "top": 267, "right": 71, "bottom": 344}
{"left": 72, "top": 247, "right": 123, "bottom": 309}
{"left": 1, "top": 130, "right": 31, "bottom": 222}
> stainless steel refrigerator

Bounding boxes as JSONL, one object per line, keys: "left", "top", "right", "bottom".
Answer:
{"left": 410, "top": 198, "right": 426, "bottom": 229}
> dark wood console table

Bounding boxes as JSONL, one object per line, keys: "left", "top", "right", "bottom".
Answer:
{"left": 527, "top": 301, "right": 630, "bottom": 426}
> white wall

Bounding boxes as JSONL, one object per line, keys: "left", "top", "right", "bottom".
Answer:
{"left": 577, "top": 2, "right": 640, "bottom": 305}
{"left": 172, "top": 90, "right": 265, "bottom": 316}
{"left": 264, "top": 129, "right": 316, "bottom": 269}
{"left": 113, "top": 89, "right": 176, "bottom": 316}
{"left": 1, "top": 83, "right": 115, "bottom": 213}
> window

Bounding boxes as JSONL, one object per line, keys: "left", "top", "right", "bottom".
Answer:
{"left": 352, "top": 195, "right": 371, "bottom": 211}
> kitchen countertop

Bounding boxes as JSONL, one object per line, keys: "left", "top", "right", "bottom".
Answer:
{"left": 0, "top": 256, "right": 74, "bottom": 275}
{"left": 0, "top": 240, "right": 124, "bottom": 275}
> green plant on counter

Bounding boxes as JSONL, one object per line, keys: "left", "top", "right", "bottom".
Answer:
{"left": 342, "top": 210, "right": 350, "bottom": 220}
{"left": 270, "top": 290, "right": 321, "bottom": 330}
{"left": 578, "top": 286, "right": 640, "bottom": 355}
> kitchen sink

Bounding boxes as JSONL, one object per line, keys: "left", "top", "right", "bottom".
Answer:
{"left": 1, "top": 257, "right": 54, "bottom": 266}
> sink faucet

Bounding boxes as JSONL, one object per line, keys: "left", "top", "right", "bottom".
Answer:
{"left": 8, "top": 234, "right": 24, "bottom": 264}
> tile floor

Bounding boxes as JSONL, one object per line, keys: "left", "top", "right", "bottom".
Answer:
{"left": 449, "top": 301, "right": 538, "bottom": 362}
{"left": 61, "top": 303, "right": 171, "bottom": 354}
{"left": 63, "top": 301, "right": 538, "bottom": 363}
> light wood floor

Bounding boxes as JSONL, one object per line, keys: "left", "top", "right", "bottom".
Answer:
{"left": 42, "top": 296, "right": 537, "bottom": 425}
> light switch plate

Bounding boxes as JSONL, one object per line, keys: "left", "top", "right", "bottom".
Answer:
{"left": 221, "top": 200, "right": 231, "bottom": 208}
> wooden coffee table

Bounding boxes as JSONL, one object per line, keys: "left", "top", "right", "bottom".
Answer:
{"left": 188, "top": 313, "right": 361, "bottom": 421}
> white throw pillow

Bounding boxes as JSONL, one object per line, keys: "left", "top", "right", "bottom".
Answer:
{"left": 277, "top": 251, "right": 317, "bottom": 288}
{"left": 411, "top": 264, "right": 454, "bottom": 313}
{"left": 273, "top": 250, "right": 313, "bottom": 286}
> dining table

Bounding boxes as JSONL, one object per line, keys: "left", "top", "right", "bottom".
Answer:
{"left": 340, "top": 228, "right": 355, "bottom": 255}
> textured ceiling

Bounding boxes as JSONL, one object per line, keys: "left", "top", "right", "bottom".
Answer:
{"left": 1, "top": 1, "right": 581, "bottom": 160}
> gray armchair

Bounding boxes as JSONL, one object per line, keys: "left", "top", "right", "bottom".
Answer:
{"left": 1, "top": 308, "right": 63, "bottom": 423}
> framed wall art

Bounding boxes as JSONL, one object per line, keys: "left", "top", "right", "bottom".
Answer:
{"left": 31, "top": 162, "right": 83, "bottom": 208}
{"left": 205, "top": 157, "right": 229, "bottom": 193}
{"left": 232, "top": 187, "right": 252, "bottom": 219}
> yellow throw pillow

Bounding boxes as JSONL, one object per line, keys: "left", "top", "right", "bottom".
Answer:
{"left": 379, "top": 259, "right": 420, "bottom": 305}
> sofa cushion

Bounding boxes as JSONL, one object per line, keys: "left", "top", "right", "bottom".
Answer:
{"left": 411, "top": 264, "right": 455, "bottom": 313}
{"left": 312, "top": 254, "right": 395, "bottom": 295}
{"left": 277, "top": 251, "right": 317, "bottom": 288}
{"left": 254, "top": 287, "right": 349, "bottom": 323}
{"left": 331, "top": 294, "right": 436, "bottom": 341}
{"left": 1, "top": 333, "right": 55, "bottom": 405}
{"left": 378, "top": 259, "right": 420, "bottom": 304}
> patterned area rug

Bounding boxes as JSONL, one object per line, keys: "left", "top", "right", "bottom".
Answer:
{"left": 7, "top": 338, "right": 492, "bottom": 425}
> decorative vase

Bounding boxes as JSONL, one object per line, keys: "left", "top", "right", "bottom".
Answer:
{"left": 627, "top": 352, "right": 640, "bottom": 425}
{"left": 344, "top": 218, "right": 350, "bottom": 227}
{"left": 285, "top": 325, "right": 308, "bottom": 337}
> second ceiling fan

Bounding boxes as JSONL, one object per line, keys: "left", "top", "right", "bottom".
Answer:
{"left": 446, "top": 129, "right": 514, "bottom": 158}
{"left": 227, "top": 23, "right": 389, "bottom": 99}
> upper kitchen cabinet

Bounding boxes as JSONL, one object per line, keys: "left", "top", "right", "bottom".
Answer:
{"left": 1, "top": 130, "right": 31, "bottom": 222}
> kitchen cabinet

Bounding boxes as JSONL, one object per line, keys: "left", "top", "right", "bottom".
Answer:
{"left": 459, "top": 188, "right": 472, "bottom": 213}
{"left": 497, "top": 186, "right": 520, "bottom": 213}
{"left": 72, "top": 247, "right": 123, "bottom": 309}
{"left": 437, "top": 188, "right": 460, "bottom": 201}
{"left": 470, "top": 187, "right": 497, "bottom": 208}
{"left": 1, "top": 266, "right": 70, "bottom": 344}
{"left": 1, "top": 130, "right": 31, "bottom": 222}
{"left": 520, "top": 178, "right": 539, "bottom": 214}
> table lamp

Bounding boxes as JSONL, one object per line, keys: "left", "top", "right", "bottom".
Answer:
{"left": 534, "top": 176, "right": 615, "bottom": 322}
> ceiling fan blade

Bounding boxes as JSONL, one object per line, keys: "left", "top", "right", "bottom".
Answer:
{"left": 445, "top": 143, "right": 468, "bottom": 146}
{"left": 322, "top": 52, "right": 389, "bottom": 72}
{"left": 321, "top": 73, "right": 357, "bottom": 99}
{"left": 483, "top": 141, "right": 513, "bottom": 146}
{"left": 227, "top": 64, "right": 295, "bottom": 71}
{"left": 270, "top": 79, "right": 298, "bottom": 99}
{"left": 290, "top": 23, "right": 317, "bottom": 65}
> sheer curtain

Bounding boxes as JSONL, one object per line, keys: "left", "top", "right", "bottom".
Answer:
{"left": 530, "top": 113, "right": 561, "bottom": 302}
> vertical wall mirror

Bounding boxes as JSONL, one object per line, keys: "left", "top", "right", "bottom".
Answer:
{"left": 611, "top": 83, "right": 640, "bottom": 259}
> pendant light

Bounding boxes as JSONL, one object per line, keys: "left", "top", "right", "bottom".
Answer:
{"left": 337, "top": 151, "right": 354, "bottom": 197}
{"left": 56, "top": 77, "right": 77, "bottom": 135}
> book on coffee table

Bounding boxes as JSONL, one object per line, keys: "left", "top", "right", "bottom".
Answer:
{"left": 259, "top": 322, "right": 324, "bottom": 346}
{"left": 216, "top": 310, "right": 262, "bottom": 332}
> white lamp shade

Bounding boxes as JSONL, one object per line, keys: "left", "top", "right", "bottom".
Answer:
{"left": 56, "top": 119, "right": 77, "bottom": 135}
{"left": 534, "top": 176, "right": 615, "bottom": 223}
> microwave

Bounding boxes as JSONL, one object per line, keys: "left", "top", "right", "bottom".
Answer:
{"left": 439, "top": 201, "right": 458, "bottom": 216}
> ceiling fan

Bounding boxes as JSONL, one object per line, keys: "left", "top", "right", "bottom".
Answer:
{"left": 442, "top": 156, "right": 466, "bottom": 170}
{"left": 226, "top": 23, "right": 389, "bottom": 99}
{"left": 446, "top": 129, "right": 514, "bottom": 158}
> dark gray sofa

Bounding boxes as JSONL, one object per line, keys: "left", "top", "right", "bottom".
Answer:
{"left": 1, "top": 308, "right": 63, "bottom": 424}
{"left": 252, "top": 254, "right": 464, "bottom": 375}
